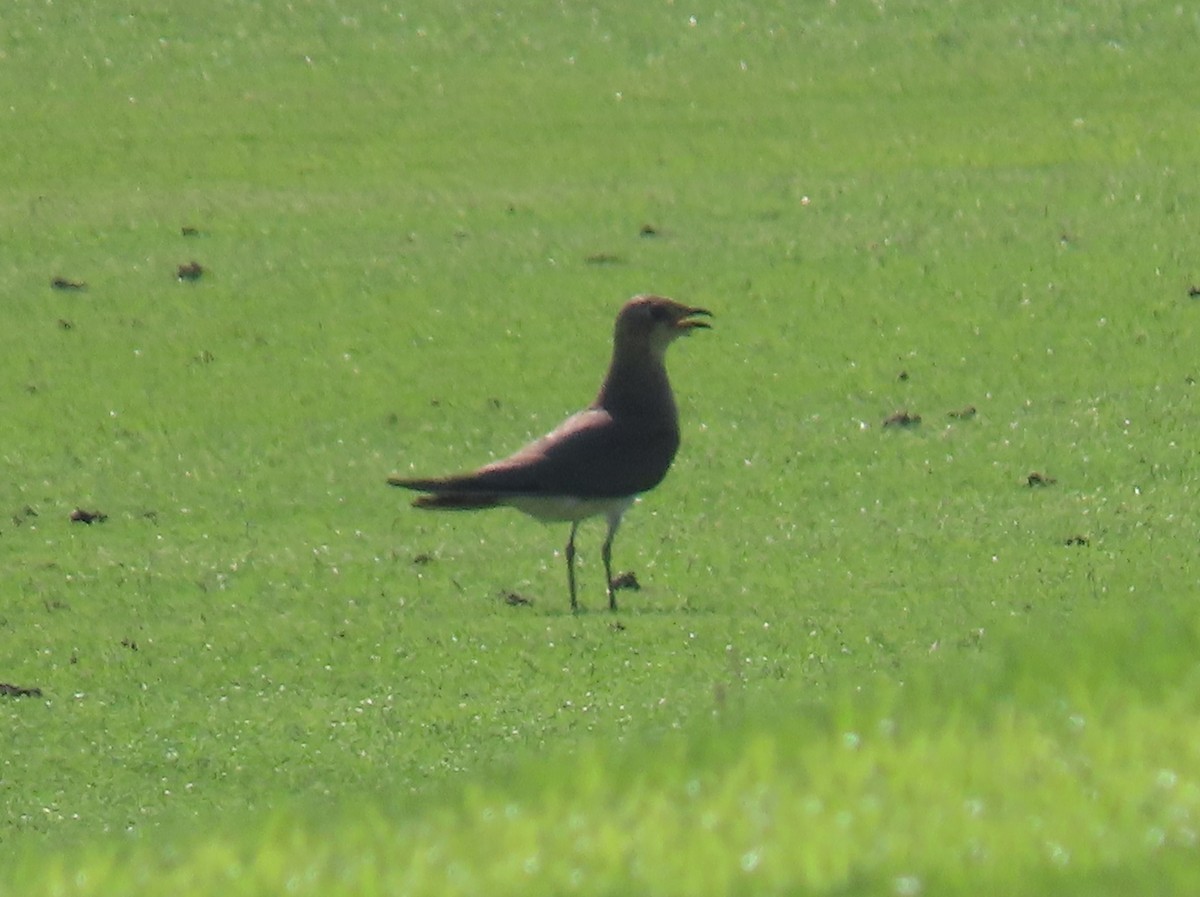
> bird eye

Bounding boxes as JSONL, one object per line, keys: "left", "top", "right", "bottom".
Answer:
{"left": 649, "top": 304, "right": 671, "bottom": 322}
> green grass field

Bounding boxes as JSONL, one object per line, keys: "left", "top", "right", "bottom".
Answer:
{"left": 2, "top": 1, "right": 1199, "bottom": 893}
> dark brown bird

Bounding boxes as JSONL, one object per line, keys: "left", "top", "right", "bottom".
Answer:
{"left": 389, "top": 295, "right": 711, "bottom": 611}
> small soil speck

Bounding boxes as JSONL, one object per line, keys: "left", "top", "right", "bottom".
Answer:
{"left": 0, "top": 683, "right": 42, "bottom": 698}
{"left": 883, "top": 410, "right": 921, "bottom": 428}
{"left": 610, "top": 571, "right": 641, "bottom": 592}
{"left": 585, "top": 252, "right": 622, "bottom": 265}
{"left": 70, "top": 508, "right": 108, "bottom": 524}
{"left": 177, "top": 261, "right": 204, "bottom": 281}
{"left": 1026, "top": 472, "right": 1057, "bottom": 487}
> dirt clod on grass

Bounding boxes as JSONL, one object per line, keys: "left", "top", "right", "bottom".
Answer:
{"left": 50, "top": 276, "right": 87, "bottom": 291}
{"left": 610, "top": 571, "right": 641, "bottom": 592}
{"left": 0, "top": 683, "right": 42, "bottom": 698}
{"left": 177, "top": 261, "right": 204, "bottom": 281}
{"left": 883, "top": 410, "right": 921, "bottom": 428}
{"left": 1026, "top": 472, "right": 1057, "bottom": 487}
{"left": 70, "top": 508, "right": 108, "bottom": 524}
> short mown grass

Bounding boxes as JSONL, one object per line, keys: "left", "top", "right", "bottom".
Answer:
{"left": 2, "top": 0, "right": 1198, "bottom": 893}
{"left": 7, "top": 607, "right": 1200, "bottom": 895}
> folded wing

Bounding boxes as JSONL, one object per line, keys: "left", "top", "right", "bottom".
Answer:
{"left": 390, "top": 407, "right": 680, "bottom": 501}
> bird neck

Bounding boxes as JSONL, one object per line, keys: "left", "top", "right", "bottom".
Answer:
{"left": 594, "top": 345, "right": 678, "bottom": 424}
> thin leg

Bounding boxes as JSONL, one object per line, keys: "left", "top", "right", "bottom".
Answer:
{"left": 602, "top": 514, "right": 621, "bottom": 612}
{"left": 565, "top": 521, "right": 579, "bottom": 612}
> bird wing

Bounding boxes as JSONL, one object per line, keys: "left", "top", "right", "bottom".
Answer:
{"left": 391, "top": 407, "right": 680, "bottom": 499}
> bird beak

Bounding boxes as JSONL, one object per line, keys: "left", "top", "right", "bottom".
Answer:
{"left": 675, "top": 307, "right": 713, "bottom": 331}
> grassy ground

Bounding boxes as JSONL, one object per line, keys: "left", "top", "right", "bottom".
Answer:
{"left": 2, "top": 0, "right": 1198, "bottom": 893}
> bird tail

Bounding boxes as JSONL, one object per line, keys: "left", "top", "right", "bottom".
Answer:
{"left": 388, "top": 475, "right": 501, "bottom": 511}
{"left": 411, "top": 492, "right": 500, "bottom": 511}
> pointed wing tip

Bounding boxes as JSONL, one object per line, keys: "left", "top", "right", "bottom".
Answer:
{"left": 388, "top": 476, "right": 441, "bottom": 506}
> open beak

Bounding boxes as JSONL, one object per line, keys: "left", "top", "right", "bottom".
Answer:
{"left": 676, "top": 307, "right": 713, "bottom": 331}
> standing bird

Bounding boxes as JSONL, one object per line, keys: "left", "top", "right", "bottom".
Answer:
{"left": 389, "top": 294, "right": 711, "bottom": 611}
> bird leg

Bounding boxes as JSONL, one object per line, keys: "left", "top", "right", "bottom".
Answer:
{"left": 602, "top": 514, "right": 622, "bottom": 612}
{"left": 565, "top": 521, "right": 579, "bottom": 612}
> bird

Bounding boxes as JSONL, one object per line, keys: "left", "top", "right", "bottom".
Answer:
{"left": 389, "top": 294, "right": 711, "bottom": 611}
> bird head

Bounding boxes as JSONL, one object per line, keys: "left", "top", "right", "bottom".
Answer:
{"left": 616, "top": 295, "right": 712, "bottom": 358}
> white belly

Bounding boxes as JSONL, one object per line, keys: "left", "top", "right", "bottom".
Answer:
{"left": 504, "top": 494, "right": 636, "bottom": 524}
